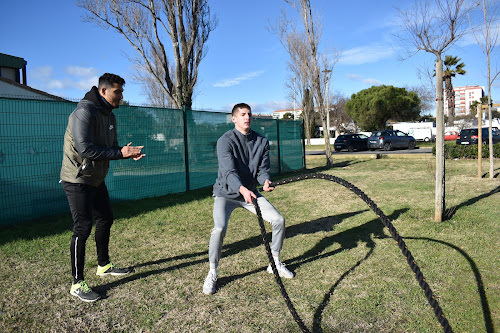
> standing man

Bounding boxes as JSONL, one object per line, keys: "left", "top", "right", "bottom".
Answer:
{"left": 60, "top": 73, "right": 145, "bottom": 302}
{"left": 203, "top": 103, "right": 294, "bottom": 295}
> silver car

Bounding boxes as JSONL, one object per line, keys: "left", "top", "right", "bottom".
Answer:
{"left": 368, "top": 130, "right": 416, "bottom": 151}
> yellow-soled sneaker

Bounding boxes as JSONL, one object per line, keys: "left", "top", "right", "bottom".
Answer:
{"left": 70, "top": 280, "right": 100, "bottom": 302}
{"left": 96, "top": 262, "right": 134, "bottom": 276}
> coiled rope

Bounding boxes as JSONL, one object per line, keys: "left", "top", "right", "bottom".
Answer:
{"left": 252, "top": 172, "right": 452, "bottom": 333}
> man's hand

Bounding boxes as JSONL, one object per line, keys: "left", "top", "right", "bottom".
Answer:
{"left": 263, "top": 179, "right": 275, "bottom": 192}
{"left": 121, "top": 142, "right": 146, "bottom": 161}
{"left": 239, "top": 185, "right": 257, "bottom": 204}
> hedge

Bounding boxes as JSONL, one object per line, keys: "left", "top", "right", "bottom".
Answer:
{"left": 432, "top": 143, "right": 500, "bottom": 159}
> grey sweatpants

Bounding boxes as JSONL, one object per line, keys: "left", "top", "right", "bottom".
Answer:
{"left": 208, "top": 194, "right": 285, "bottom": 268}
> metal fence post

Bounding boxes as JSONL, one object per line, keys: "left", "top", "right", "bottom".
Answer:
{"left": 182, "top": 106, "right": 190, "bottom": 191}
{"left": 276, "top": 118, "right": 281, "bottom": 175}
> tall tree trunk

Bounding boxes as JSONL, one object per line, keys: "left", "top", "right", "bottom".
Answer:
{"left": 478, "top": 105, "right": 483, "bottom": 178}
{"left": 487, "top": 52, "right": 494, "bottom": 179}
{"left": 445, "top": 76, "right": 455, "bottom": 125}
{"left": 435, "top": 56, "right": 445, "bottom": 222}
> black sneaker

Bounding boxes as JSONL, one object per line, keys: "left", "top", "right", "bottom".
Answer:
{"left": 70, "top": 280, "right": 101, "bottom": 302}
{"left": 96, "top": 262, "right": 134, "bottom": 276}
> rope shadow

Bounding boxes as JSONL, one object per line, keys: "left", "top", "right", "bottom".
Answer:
{"left": 481, "top": 166, "right": 500, "bottom": 179}
{"left": 216, "top": 210, "right": 368, "bottom": 289}
{"left": 405, "top": 237, "right": 493, "bottom": 333}
{"left": 306, "top": 209, "right": 407, "bottom": 333}
{"left": 265, "top": 173, "right": 453, "bottom": 332}
{"left": 445, "top": 185, "right": 500, "bottom": 220}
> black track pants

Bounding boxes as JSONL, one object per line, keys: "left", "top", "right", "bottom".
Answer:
{"left": 62, "top": 181, "right": 114, "bottom": 283}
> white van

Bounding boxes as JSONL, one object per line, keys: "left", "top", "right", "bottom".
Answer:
{"left": 407, "top": 128, "right": 435, "bottom": 142}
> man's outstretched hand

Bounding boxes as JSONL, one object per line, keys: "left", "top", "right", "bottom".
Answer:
{"left": 121, "top": 142, "right": 146, "bottom": 161}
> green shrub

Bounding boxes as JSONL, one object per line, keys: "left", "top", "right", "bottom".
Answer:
{"left": 432, "top": 143, "right": 500, "bottom": 159}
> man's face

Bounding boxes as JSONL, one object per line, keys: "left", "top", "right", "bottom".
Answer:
{"left": 232, "top": 107, "right": 252, "bottom": 133}
{"left": 100, "top": 83, "right": 124, "bottom": 108}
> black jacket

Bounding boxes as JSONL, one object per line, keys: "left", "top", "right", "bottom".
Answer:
{"left": 60, "top": 87, "right": 123, "bottom": 186}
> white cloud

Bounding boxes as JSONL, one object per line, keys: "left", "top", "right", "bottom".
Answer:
{"left": 250, "top": 101, "right": 289, "bottom": 115}
{"left": 346, "top": 74, "right": 363, "bottom": 80}
{"left": 46, "top": 80, "right": 65, "bottom": 90}
{"left": 65, "top": 66, "right": 97, "bottom": 78}
{"left": 214, "top": 70, "right": 265, "bottom": 87}
{"left": 73, "top": 76, "right": 99, "bottom": 90}
{"left": 346, "top": 73, "right": 382, "bottom": 86}
{"left": 31, "top": 66, "right": 54, "bottom": 81}
{"left": 339, "top": 44, "right": 395, "bottom": 65}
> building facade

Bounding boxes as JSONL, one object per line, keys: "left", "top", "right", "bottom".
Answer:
{"left": 272, "top": 108, "right": 302, "bottom": 119}
{"left": 444, "top": 85, "right": 484, "bottom": 117}
{"left": 0, "top": 53, "right": 66, "bottom": 101}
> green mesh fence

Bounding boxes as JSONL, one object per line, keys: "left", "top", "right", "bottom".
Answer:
{"left": 0, "top": 98, "right": 304, "bottom": 225}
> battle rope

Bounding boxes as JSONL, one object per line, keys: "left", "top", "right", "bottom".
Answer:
{"left": 252, "top": 173, "right": 452, "bottom": 333}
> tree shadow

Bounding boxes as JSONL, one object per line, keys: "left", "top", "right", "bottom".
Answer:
{"left": 445, "top": 184, "right": 500, "bottom": 220}
{"left": 95, "top": 210, "right": 368, "bottom": 295}
{"left": 307, "top": 209, "right": 408, "bottom": 333}
{"left": 0, "top": 186, "right": 214, "bottom": 246}
{"left": 404, "top": 237, "right": 493, "bottom": 333}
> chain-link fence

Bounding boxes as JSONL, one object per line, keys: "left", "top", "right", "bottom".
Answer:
{"left": 0, "top": 98, "right": 304, "bottom": 225}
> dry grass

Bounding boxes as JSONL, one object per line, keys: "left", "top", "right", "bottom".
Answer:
{"left": 1, "top": 155, "right": 499, "bottom": 332}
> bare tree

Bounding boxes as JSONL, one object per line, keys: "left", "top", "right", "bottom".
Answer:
{"left": 270, "top": 7, "right": 317, "bottom": 147}
{"left": 396, "top": 0, "right": 469, "bottom": 222}
{"left": 134, "top": 62, "right": 174, "bottom": 108}
{"left": 283, "top": 0, "right": 341, "bottom": 166}
{"left": 77, "top": 0, "right": 217, "bottom": 109}
{"left": 468, "top": 0, "right": 500, "bottom": 179}
{"left": 330, "top": 92, "right": 352, "bottom": 134}
{"left": 301, "top": 88, "right": 316, "bottom": 144}
{"left": 275, "top": 20, "right": 316, "bottom": 144}
{"left": 405, "top": 84, "right": 436, "bottom": 115}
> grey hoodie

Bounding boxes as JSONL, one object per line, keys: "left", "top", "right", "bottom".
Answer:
{"left": 213, "top": 128, "right": 271, "bottom": 198}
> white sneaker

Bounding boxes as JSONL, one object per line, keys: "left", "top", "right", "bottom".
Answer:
{"left": 267, "top": 262, "right": 295, "bottom": 279}
{"left": 203, "top": 271, "right": 217, "bottom": 295}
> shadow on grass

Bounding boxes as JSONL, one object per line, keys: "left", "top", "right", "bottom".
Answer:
{"left": 445, "top": 184, "right": 500, "bottom": 220}
{"left": 0, "top": 186, "right": 214, "bottom": 246}
{"left": 0, "top": 160, "right": 365, "bottom": 245}
{"left": 94, "top": 210, "right": 368, "bottom": 296}
{"left": 307, "top": 209, "right": 407, "bottom": 333}
{"left": 481, "top": 166, "right": 500, "bottom": 179}
{"left": 405, "top": 237, "right": 493, "bottom": 333}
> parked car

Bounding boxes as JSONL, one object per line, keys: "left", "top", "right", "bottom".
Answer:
{"left": 444, "top": 131, "right": 459, "bottom": 141}
{"left": 456, "top": 127, "right": 500, "bottom": 145}
{"left": 334, "top": 133, "right": 369, "bottom": 152}
{"left": 368, "top": 130, "right": 416, "bottom": 151}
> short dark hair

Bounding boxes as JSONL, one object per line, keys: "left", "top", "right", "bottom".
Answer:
{"left": 231, "top": 103, "right": 251, "bottom": 116}
{"left": 98, "top": 73, "right": 125, "bottom": 88}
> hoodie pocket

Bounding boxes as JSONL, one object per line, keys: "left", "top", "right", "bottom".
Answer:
{"left": 76, "top": 158, "right": 95, "bottom": 178}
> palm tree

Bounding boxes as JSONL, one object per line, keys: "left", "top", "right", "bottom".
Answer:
{"left": 443, "top": 55, "right": 466, "bottom": 125}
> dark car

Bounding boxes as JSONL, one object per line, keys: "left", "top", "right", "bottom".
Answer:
{"left": 368, "top": 130, "right": 416, "bottom": 151}
{"left": 456, "top": 127, "right": 500, "bottom": 145}
{"left": 334, "top": 133, "right": 369, "bottom": 152}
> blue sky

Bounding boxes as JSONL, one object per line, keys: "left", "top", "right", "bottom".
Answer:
{"left": 2, "top": 0, "right": 499, "bottom": 115}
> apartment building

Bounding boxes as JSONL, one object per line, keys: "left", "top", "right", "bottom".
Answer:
{"left": 443, "top": 85, "right": 484, "bottom": 117}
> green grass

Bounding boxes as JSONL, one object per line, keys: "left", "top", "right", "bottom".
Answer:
{"left": 1, "top": 156, "right": 499, "bottom": 332}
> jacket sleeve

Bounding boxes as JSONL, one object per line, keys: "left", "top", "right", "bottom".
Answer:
{"left": 72, "top": 107, "right": 123, "bottom": 161}
{"left": 111, "top": 114, "right": 121, "bottom": 150}
{"left": 256, "top": 138, "right": 271, "bottom": 185}
{"left": 217, "top": 136, "right": 243, "bottom": 193}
